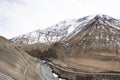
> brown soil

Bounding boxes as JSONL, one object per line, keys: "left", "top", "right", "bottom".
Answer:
{"left": 0, "top": 42, "right": 45, "bottom": 80}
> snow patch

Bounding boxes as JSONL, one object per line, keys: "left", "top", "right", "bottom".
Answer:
{"left": 11, "top": 14, "right": 120, "bottom": 44}
{"left": 68, "top": 26, "right": 74, "bottom": 34}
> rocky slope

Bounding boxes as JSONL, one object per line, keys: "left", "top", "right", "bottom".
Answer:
{"left": 0, "top": 36, "right": 45, "bottom": 80}
{"left": 0, "top": 36, "right": 11, "bottom": 43}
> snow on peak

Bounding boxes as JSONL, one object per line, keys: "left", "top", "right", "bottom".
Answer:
{"left": 11, "top": 14, "right": 120, "bottom": 44}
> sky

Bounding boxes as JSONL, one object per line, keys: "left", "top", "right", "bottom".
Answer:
{"left": 0, "top": 0, "right": 120, "bottom": 38}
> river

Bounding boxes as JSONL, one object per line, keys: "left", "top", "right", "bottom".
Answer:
{"left": 40, "top": 60, "right": 65, "bottom": 80}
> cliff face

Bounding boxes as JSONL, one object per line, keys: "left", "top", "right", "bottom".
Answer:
{"left": 0, "top": 37, "right": 45, "bottom": 80}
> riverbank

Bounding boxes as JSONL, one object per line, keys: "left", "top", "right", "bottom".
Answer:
{"left": 47, "top": 61, "right": 120, "bottom": 80}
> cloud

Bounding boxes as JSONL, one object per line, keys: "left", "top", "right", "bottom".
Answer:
{"left": 0, "top": 0, "right": 120, "bottom": 38}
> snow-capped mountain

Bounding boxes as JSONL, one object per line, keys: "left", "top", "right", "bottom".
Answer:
{"left": 42, "top": 15, "right": 120, "bottom": 77}
{"left": 11, "top": 14, "right": 120, "bottom": 44}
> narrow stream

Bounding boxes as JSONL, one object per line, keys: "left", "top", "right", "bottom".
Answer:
{"left": 40, "top": 60, "right": 65, "bottom": 80}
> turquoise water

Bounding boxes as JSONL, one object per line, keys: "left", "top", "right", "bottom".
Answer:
{"left": 40, "top": 60, "right": 65, "bottom": 80}
{"left": 41, "top": 61, "right": 58, "bottom": 80}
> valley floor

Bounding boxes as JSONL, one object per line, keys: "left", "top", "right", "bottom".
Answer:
{"left": 52, "top": 53, "right": 120, "bottom": 73}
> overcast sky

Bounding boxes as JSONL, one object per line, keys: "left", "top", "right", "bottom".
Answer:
{"left": 0, "top": 0, "right": 120, "bottom": 38}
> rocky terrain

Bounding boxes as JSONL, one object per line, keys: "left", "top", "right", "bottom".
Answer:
{"left": 0, "top": 14, "right": 120, "bottom": 80}
{"left": 42, "top": 15, "right": 120, "bottom": 79}
{"left": 15, "top": 14, "right": 120, "bottom": 80}
{"left": 0, "top": 36, "right": 45, "bottom": 80}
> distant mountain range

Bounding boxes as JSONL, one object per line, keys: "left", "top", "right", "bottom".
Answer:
{"left": 11, "top": 14, "right": 120, "bottom": 44}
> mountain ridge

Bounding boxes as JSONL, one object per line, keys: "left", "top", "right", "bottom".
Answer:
{"left": 11, "top": 14, "right": 120, "bottom": 44}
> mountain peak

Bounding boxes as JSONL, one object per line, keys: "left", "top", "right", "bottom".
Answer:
{"left": 95, "top": 14, "right": 106, "bottom": 18}
{"left": 94, "top": 14, "right": 111, "bottom": 20}
{"left": 11, "top": 14, "right": 120, "bottom": 44}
